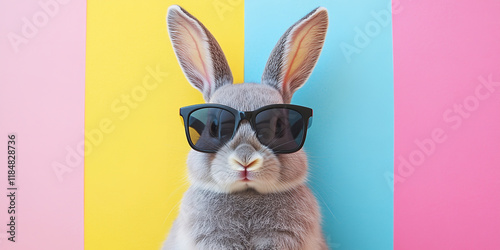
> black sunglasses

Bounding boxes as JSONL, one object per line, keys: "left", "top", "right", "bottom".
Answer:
{"left": 179, "top": 104, "right": 313, "bottom": 154}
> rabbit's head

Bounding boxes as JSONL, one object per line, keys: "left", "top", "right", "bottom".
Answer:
{"left": 167, "top": 5, "right": 328, "bottom": 194}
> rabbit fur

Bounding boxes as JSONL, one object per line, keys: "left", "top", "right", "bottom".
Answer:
{"left": 163, "top": 5, "right": 329, "bottom": 250}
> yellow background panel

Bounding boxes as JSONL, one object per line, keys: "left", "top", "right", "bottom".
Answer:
{"left": 85, "top": 0, "right": 244, "bottom": 249}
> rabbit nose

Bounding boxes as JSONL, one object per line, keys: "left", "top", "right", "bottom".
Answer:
{"left": 228, "top": 144, "right": 263, "bottom": 171}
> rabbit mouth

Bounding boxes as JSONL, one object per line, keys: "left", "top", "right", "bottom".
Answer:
{"left": 240, "top": 168, "right": 251, "bottom": 181}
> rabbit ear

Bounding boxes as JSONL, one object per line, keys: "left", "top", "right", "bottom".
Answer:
{"left": 261, "top": 7, "right": 328, "bottom": 103}
{"left": 167, "top": 5, "right": 233, "bottom": 101}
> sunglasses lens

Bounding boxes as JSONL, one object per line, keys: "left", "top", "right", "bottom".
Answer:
{"left": 188, "top": 108, "right": 235, "bottom": 152}
{"left": 254, "top": 108, "right": 305, "bottom": 153}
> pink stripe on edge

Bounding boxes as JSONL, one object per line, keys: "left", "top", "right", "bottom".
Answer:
{"left": 0, "top": 0, "right": 85, "bottom": 249}
{"left": 393, "top": 0, "right": 500, "bottom": 249}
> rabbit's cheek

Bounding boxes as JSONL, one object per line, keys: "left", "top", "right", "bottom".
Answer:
{"left": 186, "top": 150, "right": 215, "bottom": 180}
{"left": 277, "top": 151, "right": 308, "bottom": 183}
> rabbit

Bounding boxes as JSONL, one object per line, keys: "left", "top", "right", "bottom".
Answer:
{"left": 163, "top": 5, "right": 329, "bottom": 250}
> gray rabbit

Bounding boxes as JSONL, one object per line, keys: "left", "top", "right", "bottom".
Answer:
{"left": 163, "top": 5, "right": 329, "bottom": 250}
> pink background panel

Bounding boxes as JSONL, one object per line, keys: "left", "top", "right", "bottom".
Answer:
{"left": 394, "top": 0, "right": 500, "bottom": 249}
{"left": 0, "top": 0, "right": 85, "bottom": 249}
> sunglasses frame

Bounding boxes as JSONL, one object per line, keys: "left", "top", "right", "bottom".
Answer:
{"left": 179, "top": 103, "right": 313, "bottom": 154}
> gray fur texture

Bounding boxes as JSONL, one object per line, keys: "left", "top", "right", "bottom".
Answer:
{"left": 164, "top": 5, "right": 329, "bottom": 250}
